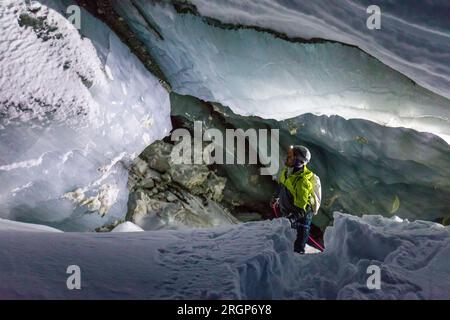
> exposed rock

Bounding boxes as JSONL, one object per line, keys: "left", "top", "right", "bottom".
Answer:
{"left": 126, "top": 185, "right": 237, "bottom": 230}
{"left": 161, "top": 172, "right": 172, "bottom": 183}
{"left": 95, "top": 219, "right": 125, "bottom": 232}
{"left": 126, "top": 138, "right": 239, "bottom": 230}
{"left": 170, "top": 164, "right": 208, "bottom": 186}
{"left": 140, "top": 140, "right": 172, "bottom": 173}
{"left": 166, "top": 192, "right": 177, "bottom": 202}
{"left": 134, "top": 158, "right": 148, "bottom": 175}
{"left": 64, "top": 184, "right": 120, "bottom": 217}
{"left": 141, "top": 179, "right": 155, "bottom": 190}
{"left": 126, "top": 190, "right": 149, "bottom": 221}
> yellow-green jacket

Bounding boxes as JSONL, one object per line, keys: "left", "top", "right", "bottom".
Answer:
{"left": 279, "top": 166, "right": 321, "bottom": 214}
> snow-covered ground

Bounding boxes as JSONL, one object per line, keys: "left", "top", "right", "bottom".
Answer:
{"left": 0, "top": 218, "right": 62, "bottom": 233}
{"left": 190, "top": 0, "right": 450, "bottom": 101}
{"left": 114, "top": 1, "right": 450, "bottom": 143}
{"left": 0, "top": 0, "right": 171, "bottom": 230}
{"left": 0, "top": 213, "right": 448, "bottom": 299}
{"left": 111, "top": 221, "right": 144, "bottom": 232}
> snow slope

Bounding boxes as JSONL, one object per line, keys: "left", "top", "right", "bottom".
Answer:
{"left": 114, "top": 1, "right": 450, "bottom": 143}
{"left": 0, "top": 213, "right": 448, "bottom": 299}
{"left": 111, "top": 221, "right": 144, "bottom": 232}
{"left": 0, "top": 0, "right": 171, "bottom": 230}
{"left": 190, "top": 0, "right": 450, "bottom": 100}
{"left": 0, "top": 218, "right": 62, "bottom": 233}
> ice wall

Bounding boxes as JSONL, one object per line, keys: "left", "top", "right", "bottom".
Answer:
{"left": 190, "top": 0, "right": 450, "bottom": 101}
{"left": 0, "top": 1, "right": 171, "bottom": 231}
{"left": 114, "top": 1, "right": 450, "bottom": 143}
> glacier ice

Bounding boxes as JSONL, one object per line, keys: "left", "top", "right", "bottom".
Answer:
{"left": 114, "top": 1, "right": 450, "bottom": 143}
{"left": 0, "top": 213, "right": 448, "bottom": 299}
{"left": 0, "top": 217, "right": 62, "bottom": 233}
{"left": 0, "top": 0, "right": 171, "bottom": 231}
{"left": 190, "top": 0, "right": 450, "bottom": 101}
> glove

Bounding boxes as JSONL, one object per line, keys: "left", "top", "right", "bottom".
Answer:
{"left": 286, "top": 208, "right": 307, "bottom": 227}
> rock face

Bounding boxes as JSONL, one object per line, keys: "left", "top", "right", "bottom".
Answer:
{"left": 126, "top": 141, "right": 238, "bottom": 230}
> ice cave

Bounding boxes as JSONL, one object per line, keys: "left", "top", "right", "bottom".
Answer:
{"left": 0, "top": 0, "right": 449, "bottom": 300}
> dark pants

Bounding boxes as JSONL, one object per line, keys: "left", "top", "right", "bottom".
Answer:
{"left": 290, "top": 211, "right": 313, "bottom": 254}
{"left": 272, "top": 185, "right": 313, "bottom": 253}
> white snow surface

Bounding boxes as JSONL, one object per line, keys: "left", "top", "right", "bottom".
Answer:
{"left": 111, "top": 221, "right": 144, "bottom": 232}
{"left": 191, "top": 0, "right": 450, "bottom": 101}
{"left": 114, "top": 1, "right": 450, "bottom": 143}
{"left": 0, "top": 0, "right": 171, "bottom": 230}
{"left": 0, "top": 218, "right": 62, "bottom": 233}
{"left": 0, "top": 213, "right": 448, "bottom": 299}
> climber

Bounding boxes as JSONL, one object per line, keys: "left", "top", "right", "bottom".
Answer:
{"left": 270, "top": 145, "right": 321, "bottom": 254}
